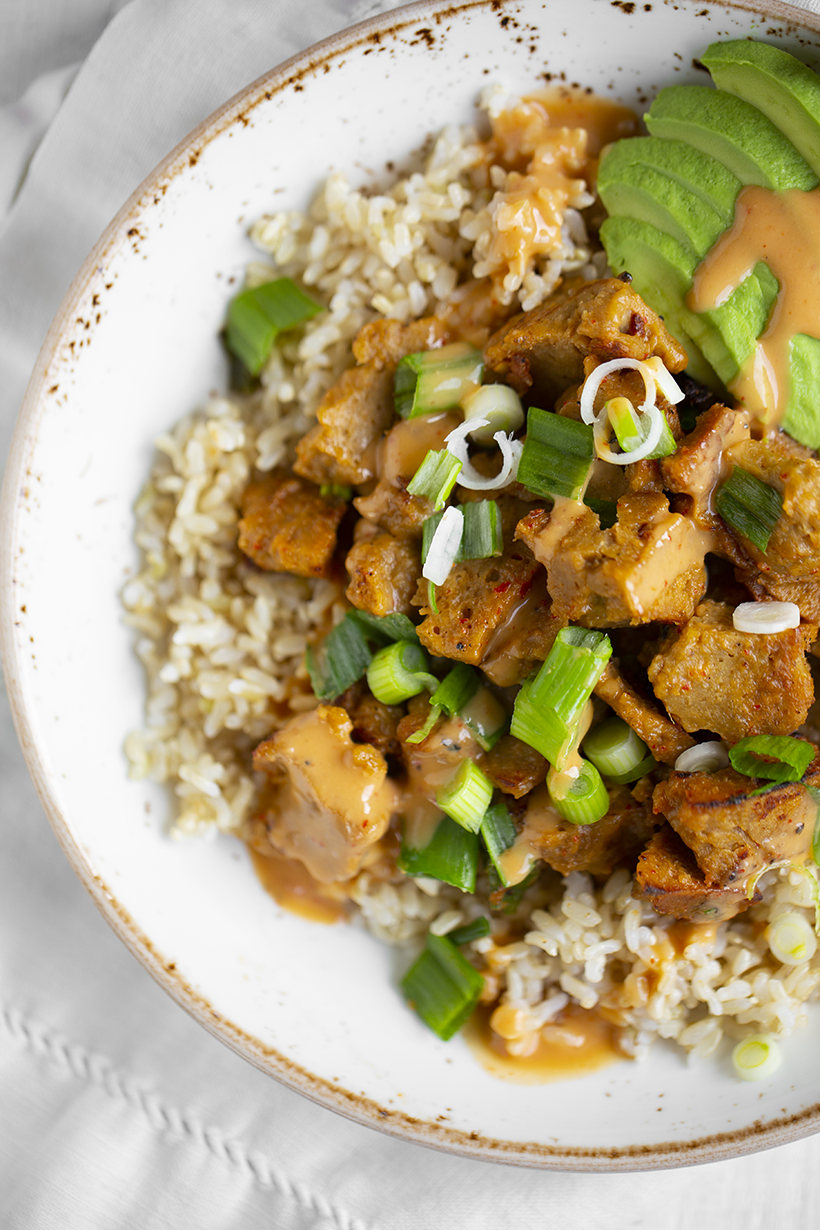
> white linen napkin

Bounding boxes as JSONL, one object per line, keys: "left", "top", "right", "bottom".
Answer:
{"left": 4, "top": 2, "right": 820, "bottom": 1227}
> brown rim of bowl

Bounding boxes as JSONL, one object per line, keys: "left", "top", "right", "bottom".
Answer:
{"left": 4, "top": 0, "right": 820, "bottom": 1172}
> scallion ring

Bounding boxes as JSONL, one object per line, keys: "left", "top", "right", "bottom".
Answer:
{"left": 444, "top": 418, "right": 523, "bottom": 491}
{"left": 366, "top": 639, "right": 438, "bottom": 705}
{"left": 461, "top": 384, "right": 524, "bottom": 444}
{"left": 422, "top": 505, "right": 464, "bottom": 586}
{"left": 731, "top": 1034, "right": 782, "bottom": 1082}
{"left": 674, "top": 741, "right": 729, "bottom": 774}
{"left": 729, "top": 735, "right": 814, "bottom": 786}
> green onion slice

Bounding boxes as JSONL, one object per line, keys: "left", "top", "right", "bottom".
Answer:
{"left": 405, "top": 704, "right": 443, "bottom": 746}
{"left": 398, "top": 814, "right": 479, "bottom": 893}
{"left": 431, "top": 664, "right": 480, "bottom": 716}
{"left": 584, "top": 496, "right": 618, "bottom": 529}
{"left": 731, "top": 1034, "right": 782, "bottom": 1082}
{"left": 481, "top": 801, "right": 518, "bottom": 887}
{"left": 347, "top": 609, "right": 420, "bottom": 646}
{"left": 400, "top": 933, "right": 484, "bottom": 1041}
{"left": 511, "top": 627, "right": 612, "bottom": 768}
{"left": 306, "top": 616, "right": 372, "bottom": 701}
{"left": 547, "top": 759, "right": 610, "bottom": 826}
{"left": 461, "top": 500, "right": 503, "bottom": 560}
{"left": 461, "top": 384, "right": 524, "bottom": 444}
{"left": 461, "top": 687, "right": 509, "bottom": 751}
{"left": 225, "top": 277, "right": 321, "bottom": 375}
{"left": 605, "top": 396, "right": 676, "bottom": 461}
{"left": 394, "top": 343, "right": 483, "bottom": 420}
{"left": 807, "top": 784, "right": 820, "bottom": 866}
{"left": 407, "top": 449, "right": 463, "bottom": 511}
{"left": 436, "top": 760, "right": 494, "bottom": 833}
{"left": 448, "top": 917, "right": 491, "bottom": 945}
{"left": 583, "top": 716, "right": 652, "bottom": 781}
{"left": 728, "top": 735, "right": 814, "bottom": 786}
{"left": 716, "top": 467, "right": 783, "bottom": 554}
{"left": 516, "top": 408, "right": 594, "bottom": 501}
{"left": 366, "top": 639, "right": 437, "bottom": 705}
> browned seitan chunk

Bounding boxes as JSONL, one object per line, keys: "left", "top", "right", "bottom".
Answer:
{"left": 252, "top": 706, "right": 397, "bottom": 883}
{"left": 484, "top": 277, "right": 687, "bottom": 400}
{"left": 515, "top": 494, "right": 708, "bottom": 627}
{"left": 653, "top": 754, "right": 820, "bottom": 889}
{"left": 520, "top": 782, "right": 658, "bottom": 877}
{"left": 238, "top": 471, "right": 345, "bottom": 578}
{"left": 413, "top": 548, "right": 541, "bottom": 665}
{"left": 345, "top": 524, "right": 420, "bottom": 617}
{"left": 660, "top": 403, "right": 750, "bottom": 530}
{"left": 648, "top": 600, "right": 816, "bottom": 742}
{"left": 353, "top": 411, "right": 460, "bottom": 539}
{"left": 593, "top": 660, "right": 695, "bottom": 765}
{"left": 634, "top": 825, "right": 757, "bottom": 923}
{"left": 337, "top": 681, "right": 404, "bottom": 758}
{"left": 482, "top": 735, "right": 547, "bottom": 799}
{"left": 294, "top": 316, "right": 449, "bottom": 486}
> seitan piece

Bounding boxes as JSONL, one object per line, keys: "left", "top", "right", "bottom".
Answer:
{"left": 353, "top": 411, "right": 460, "bottom": 539}
{"left": 482, "top": 735, "right": 547, "bottom": 799}
{"left": 413, "top": 548, "right": 541, "bottom": 665}
{"left": 652, "top": 756, "right": 820, "bottom": 890}
{"left": 648, "top": 600, "right": 816, "bottom": 742}
{"left": 252, "top": 706, "right": 397, "bottom": 883}
{"left": 337, "top": 681, "right": 404, "bottom": 758}
{"left": 294, "top": 316, "right": 449, "bottom": 486}
{"left": 484, "top": 276, "right": 687, "bottom": 401}
{"left": 520, "top": 782, "right": 659, "bottom": 877}
{"left": 660, "top": 403, "right": 750, "bottom": 530}
{"left": 345, "top": 524, "right": 421, "bottom": 617}
{"left": 593, "top": 660, "right": 695, "bottom": 765}
{"left": 515, "top": 493, "right": 708, "bottom": 627}
{"left": 634, "top": 825, "right": 757, "bottom": 922}
{"left": 238, "top": 471, "right": 345, "bottom": 578}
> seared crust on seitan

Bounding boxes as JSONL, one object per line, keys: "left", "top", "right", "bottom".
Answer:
{"left": 520, "top": 782, "right": 659, "bottom": 877}
{"left": 648, "top": 600, "right": 817, "bottom": 742}
{"left": 484, "top": 276, "right": 687, "bottom": 400}
{"left": 337, "top": 681, "right": 404, "bottom": 758}
{"left": 238, "top": 471, "right": 345, "bottom": 578}
{"left": 593, "top": 660, "right": 695, "bottom": 765}
{"left": 634, "top": 825, "right": 758, "bottom": 922}
{"left": 345, "top": 526, "right": 421, "bottom": 617}
{"left": 482, "top": 735, "right": 547, "bottom": 799}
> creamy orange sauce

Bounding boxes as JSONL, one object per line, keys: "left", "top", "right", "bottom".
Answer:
{"left": 399, "top": 712, "right": 483, "bottom": 849}
{"left": 689, "top": 184, "right": 820, "bottom": 423}
{"left": 375, "top": 411, "right": 461, "bottom": 486}
{"left": 249, "top": 847, "right": 348, "bottom": 925}
{"left": 464, "top": 1002, "right": 623, "bottom": 1084}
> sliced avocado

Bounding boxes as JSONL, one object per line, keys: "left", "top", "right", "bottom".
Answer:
{"left": 702, "top": 40, "right": 820, "bottom": 180}
{"left": 600, "top": 216, "right": 776, "bottom": 387}
{"left": 598, "top": 161, "right": 728, "bottom": 255}
{"left": 785, "top": 334, "right": 820, "bottom": 448}
{"left": 597, "top": 136, "right": 741, "bottom": 231}
{"left": 645, "top": 86, "right": 818, "bottom": 191}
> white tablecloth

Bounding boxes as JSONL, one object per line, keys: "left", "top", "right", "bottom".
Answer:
{"left": 4, "top": 2, "right": 820, "bottom": 1225}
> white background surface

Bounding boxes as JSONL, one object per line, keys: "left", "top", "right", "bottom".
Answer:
{"left": 4, "top": 0, "right": 820, "bottom": 1226}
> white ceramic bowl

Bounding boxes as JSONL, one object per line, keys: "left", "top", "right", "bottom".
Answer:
{"left": 4, "top": 0, "right": 820, "bottom": 1171}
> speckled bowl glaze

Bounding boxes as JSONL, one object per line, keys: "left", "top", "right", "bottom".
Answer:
{"left": 4, "top": 0, "right": 820, "bottom": 1171}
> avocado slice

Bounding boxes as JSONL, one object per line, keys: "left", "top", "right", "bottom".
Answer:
{"left": 645, "top": 85, "right": 818, "bottom": 191}
{"left": 703, "top": 39, "right": 820, "bottom": 179}
{"left": 784, "top": 334, "right": 820, "bottom": 448}
{"left": 598, "top": 156, "right": 729, "bottom": 255}
{"left": 600, "top": 216, "right": 777, "bottom": 387}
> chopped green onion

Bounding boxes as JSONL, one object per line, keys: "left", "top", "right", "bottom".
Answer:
{"left": 347, "top": 609, "right": 420, "bottom": 646}
{"left": 422, "top": 505, "right": 464, "bottom": 585}
{"left": 436, "top": 760, "right": 494, "bottom": 833}
{"left": 225, "top": 277, "right": 322, "bottom": 375}
{"left": 431, "top": 664, "right": 480, "bottom": 716}
{"left": 511, "top": 627, "right": 612, "bottom": 768}
{"left": 480, "top": 801, "right": 517, "bottom": 886}
{"left": 448, "top": 916, "right": 491, "bottom": 945}
{"left": 584, "top": 496, "right": 618, "bottom": 529}
{"left": 428, "top": 580, "right": 439, "bottom": 614}
{"left": 728, "top": 735, "right": 814, "bottom": 786}
{"left": 807, "top": 784, "right": 820, "bottom": 865}
{"left": 547, "top": 760, "right": 609, "bottom": 825}
{"left": 366, "top": 639, "right": 437, "bottom": 705}
{"left": 716, "top": 467, "right": 783, "bottom": 554}
{"left": 489, "top": 864, "right": 541, "bottom": 914}
{"left": 461, "top": 384, "right": 524, "bottom": 444}
{"left": 407, "top": 449, "right": 463, "bottom": 511}
{"left": 461, "top": 500, "right": 503, "bottom": 559}
{"left": 605, "top": 396, "right": 676, "bottom": 461}
{"left": 400, "top": 932, "right": 484, "bottom": 1040}
{"left": 305, "top": 616, "right": 372, "bottom": 701}
{"left": 398, "top": 814, "right": 479, "bottom": 892}
{"left": 583, "top": 716, "right": 651, "bottom": 780}
{"left": 405, "top": 704, "right": 443, "bottom": 746}
{"left": 461, "top": 687, "right": 509, "bottom": 751}
{"left": 767, "top": 910, "right": 817, "bottom": 966}
{"left": 606, "top": 751, "right": 657, "bottom": 785}
{"left": 516, "top": 408, "right": 594, "bottom": 501}
{"left": 731, "top": 1034, "right": 782, "bottom": 1082}
{"left": 421, "top": 512, "right": 445, "bottom": 566}
{"left": 394, "top": 343, "right": 483, "bottom": 419}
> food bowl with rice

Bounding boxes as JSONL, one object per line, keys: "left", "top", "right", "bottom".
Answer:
{"left": 5, "top": 0, "right": 820, "bottom": 1170}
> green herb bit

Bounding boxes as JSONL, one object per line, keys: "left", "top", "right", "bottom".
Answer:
{"left": 583, "top": 496, "right": 618, "bottom": 530}
{"left": 430, "top": 663, "right": 480, "bottom": 716}
{"left": 583, "top": 716, "right": 652, "bottom": 782}
{"left": 394, "top": 343, "right": 484, "bottom": 420}
{"left": 305, "top": 616, "right": 372, "bottom": 702}
{"left": 448, "top": 917, "right": 491, "bottom": 945}
{"left": 480, "top": 801, "right": 518, "bottom": 887}
{"left": 461, "top": 500, "right": 503, "bottom": 559}
{"left": 397, "top": 814, "right": 479, "bottom": 893}
{"left": 460, "top": 687, "right": 509, "bottom": 751}
{"left": 225, "top": 277, "right": 322, "bottom": 376}
{"left": 729, "top": 734, "right": 814, "bottom": 786}
{"left": 347, "top": 609, "right": 420, "bottom": 647}
{"left": 715, "top": 466, "right": 783, "bottom": 554}
{"left": 605, "top": 396, "right": 676, "bottom": 460}
{"left": 516, "top": 407, "right": 594, "bottom": 501}
{"left": 366, "top": 639, "right": 437, "bottom": 705}
{"left": 547, "top": 759, "right": 610, "bottom": 826}
{"left": 405, "top": 704, "right": 442, "bottom": 746}
{"left": 436, "top": 760, "right": 494, "bottom": 833}
{"left": 400, "top": 932, "right": 485, "bottom": 1041}
{"left": 407, "top": 449, "right": 462, "bottom": 511}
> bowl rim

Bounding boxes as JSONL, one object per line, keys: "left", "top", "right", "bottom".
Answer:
{"left": 4, "top": 0, "right": 820, "bottom": 1171}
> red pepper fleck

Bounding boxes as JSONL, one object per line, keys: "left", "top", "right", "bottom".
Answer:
{"left": 494, "top": 581, "right": 511, "bottom": 594}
